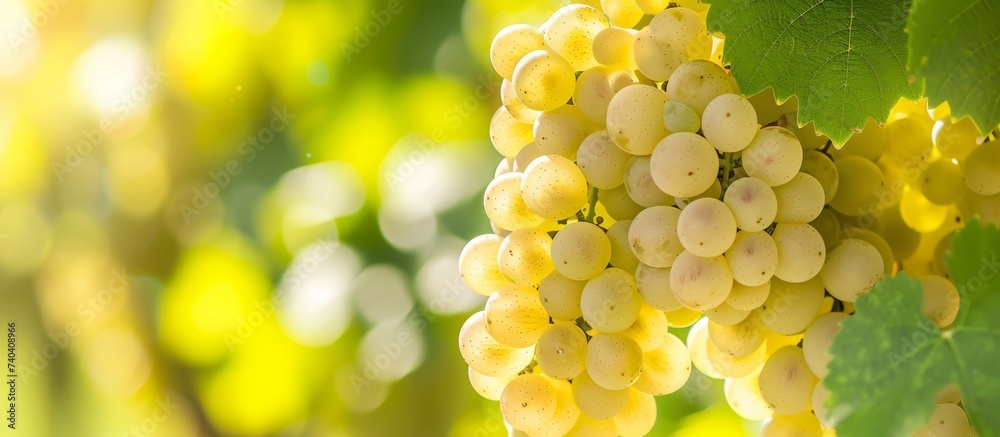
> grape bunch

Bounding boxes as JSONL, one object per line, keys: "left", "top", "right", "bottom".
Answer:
{"left": 458, "top": 0, "right": 994, "bottom": 436}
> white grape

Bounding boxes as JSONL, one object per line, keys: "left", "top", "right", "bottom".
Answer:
{"left": 663, "top": 101, "right": 701, "bottom": 134}
{"left": 521, "top": 155, "right": 590, "bottom": 220}
{"left": 742, "top": 126, "right": 803, "bottom": 187}
{"left": 459, "top": 311, "right": 535, "bottom": 377}
{"left": 460, "top": 234, "right": 511, "bottom": 296}
{"left": 485, "top": 285, "right": 551, "bottom": 347}
{"left": 773, "top": 172, "right": 825, "bottom": 224}
{"left": 802, "top": 312, "right": 848, "bottom": 379}
{"left": 536, "top": 323, "right": 589, "bottom": 380}
{"left": 607, "top": 85, "right": 671, "bottom": 155}
{"left": 491, "top": 106, "right": 535, "bottom": 158}
{"left": 533, "top": 105, "right": 596, "bottom": 160}
{"left": 542, "top": 4, "right": 609, "bottom": 71}
{"left": 572, "top": 371, "right": 629, "bottom": 420}
{"left": 612, "top": 388, "right": 657, "bottom": 437}
{"left": 593, "top": 27, "right": 638, "bottom": 70}
{"left": 491, "top": 24, "right": 545, "bottom": 80}
{"left": 757, "top": 276, "right": 825, "bottom": 335}
{"left": 634, "top": 262, "right": 684, "bottom": 312}
{"left": 628, "top": 205, "right": 683, "bottom": 268}
{"left": 665, "top": 60, "right": 734, "bottom": 115}
{"left": 513, "top": 49, "right": 577, "bottom": 112}
{"left": 920, "top": 275, "right": 960, "bottom": 328}
{"left": 624, "top": 155, "right": 676, "bottom": 207}
{"left": 577, "top": 131, "right": 632, "bottom": 189}
{"left": 469, "top": 367, "right": 515, "bottom": 401}
{"left": 586, "top": 332, "right": 644, "bottom": 390}
{"left": 758, "top": 346, "right": 819, "bottom": 415}
{"left": 819, "top": 238, "right": 884, "bottom": 302}
{"left": 581, "top": 268, "right": 643, "bottom": 332}
{"left": 607, "top": 220, "right": 641, "bottom": 272}
{"left": 633, "top": 26, "right": 685, "bottom": 82}
{"left": 725, "top": 367, "right": 774, "bottom": 421}
{"left": 538, "top": 271, "right": 586, "bottom": 321}
{"left": 725, "top": 231, "right": 778, "bottom": 287}
{"left": 485, "top": 172, "right": 546, "bottom": 231}
{"left": 498, "top": 227, "right": 555, "bottom": 287}
{"left": 725, "top": 280, "right": 771, "bottom": 311}
{"left": 574, "top": 67, "right": 635, "bottom": 126}
{"left": 772, "top": 223, "right": 826, "bottom": 283}
{"left": 676, "top": 198, "right": 738, "bottom": 258}
{"left": 724, "top": 177, "right": 778, "bottom": 232}
{"left": 669, "top": 250, "right": 733, "bottom": 310}
{"left": 649, "top": 132, "right": 720, "bottom": 198}
{"left": 702, "top": 94, "right": 758, "bottom": 153}
{"left": 552, "top": 221, "right": 613, "bottom": 281}
{"left": 501, "top": 373, "right": 558, "bottom": 429}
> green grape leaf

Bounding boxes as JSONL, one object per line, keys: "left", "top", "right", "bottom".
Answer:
{"left": 907, "top": 0, "right": 1000, "bottom": 135}
{"left": 826, "top": 218, "right": 1000, "bottom": 437}
{"left": 705, "top": 0, "right": 919, "bottom": 144}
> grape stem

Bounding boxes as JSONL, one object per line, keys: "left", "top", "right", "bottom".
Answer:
{"left": 720, "top": 152, "right": 735, "bottom": 193}
{"left": 585, "top": 186, "right": 599, "bottom": 222}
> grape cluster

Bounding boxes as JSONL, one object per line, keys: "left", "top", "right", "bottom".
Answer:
{"left": 459, "top": 1, "right": 992, "bottom": 436}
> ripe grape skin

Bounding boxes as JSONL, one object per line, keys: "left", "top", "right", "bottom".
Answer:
{"left": 758, "top": 346, "right": 818, "bottom": 415}
{"left": 580, "top": 267, "right": 643, "bottom": 333}
{"left": 577, "top": 131, "right": 632, "bottom": 189}
{"left": 551, "top": 221, "right": 612, "bottom": 280}
{"left": 586, "top": 332, "right": 644, "bottom": 390}
{"left": 500, "top": 373, "right": 559, "bottom": 430}
{"left": 649, "top": 132, "right": 720, "bottom": 198}
{"left": 742, "top": 126, "right": 803, "bottom": 187}
{"left": 628, "top": 205, "right": 683, "bottom": 268}
{"left": 513, "top": 49, "right": 577, "bottom": 112}
{"left": 724, "top": 177, "right": 778, "bottom": 232}
{"left": 702, "top": 93, "right": 759, "bottom": 153}
{"left": 676, "top": 198, "right": 738, "bottom": 258}
{"left": 536, "top": 323, "right": 588, "bottom": 380}
{"left": 606, "top": 84, "right": 671, "bottom": 155}
{"left": 669, "top": 251, "right": 733, "bottom": 310}
{"left": 490, "top": 24, "right": 545, "bottom": 81}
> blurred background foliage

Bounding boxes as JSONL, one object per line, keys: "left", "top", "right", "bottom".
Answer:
{"left": 0, "top": 0, "right": 752, "bottom": 435}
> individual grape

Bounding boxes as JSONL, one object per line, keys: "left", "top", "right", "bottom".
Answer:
{"left": 581, "top": 268, "right": 643, "bottom": 332}
{"left": 912, "top": 403, "right": 971, "bottom": 437}
{"left": 534, "top": 105, "right": 596, "bottom": 160}
{"left": 830, "top": 156, "right": 885, "bottom": 216}
{"left": 566, "top": 415, "right": 618, "bottom": 436}
{"left": 574, "top": 67, "right": 635, "bottom": 127}
{"left": 773, "top": 172, "right": 825, "bottom": 224}
{"left": 513, "top": 50, "right": 577, "bottom": 112}
{"left": 841, "top": 226, "right": 894, "bottom": 274}
{"left": 724, "top": 177, "right": 778, "bottom": 232}
{"left": 633, "top": 333, "right": 691, "bottom": 396}
{"left": 704, "top": 301, "right": 749, "bottom": 326}
{"left": 485, "top": 285, "right": 551, "bottom": 347}
{"left": 702, "top": 94, "right": 759, "bottom": 153}
{"left": 624, "top": 155, "right": 676, "bottom": 207}
{"left": 634, "top": 262, "right": 684, "bottom": 311}
{"left": 607, "top": 220, "right": 641, "bottom": 272}
{"left": 919, "top": 158, "right": 966, "bottom": 205}
{"left": 485, "top": 172, "right": 546, "bottom": 231}
{"left": 459, "top": 311, "right": 535, "bottom": 377}
{"left": 521, "top": 155, "right": 590, "bottom": 220}
{"left": 538, "top": 271, "right": 586, "bottom": 321}
{"left": 934, "top": 117, "right": 980, "bottom": 162}
{"left": 886, "top": 117, "right": 933, "bottom": 164}
{"left": 935, "top": 384, "right": 962, "bottom": 405}
{"left": 491, "top": 106, "right": 534, "bottom": 158}
{"left": 742, "top": 126, "right": 803, "bottom": 187}
{"left": 674, "top": 179, "right": 722, "bottom": 210}
{"left": 599, "top": 185, "right": 645, "bottom": 220}
{"left": 498, "top": 227, "right": 555, "bottom": 287}
{"left": 676, "top": 198, "right": 738, "bottom": 257}
{"left": 765, "top": 331, "right": 804, "bottom": 356}
{"left": 628, "top": 205, "right": 683, "bottom": 268}
{"left": 758, "top": 346, "right": 819, "bottom": 415}
{"left": 542, "top": 4, "right": 609, "bottom": 71}
{"left": 572, "top": 370, "right": 630, "bottom": 420}
{"left": 460, "top": 234, "right": 510, "bottom": 296}
{"left": 725, "top": 231, "right": 778, "bottom": 287}
{"left": 586, "top": 333, "right": 644, "bottom": 390}
{"left": 633, "top": 26, "right": 685, "bottom": 82}
{"left": 650, "top": 7, "right": 709, "bottom": 52}
{"left": 819, "top": 238, "right": 884, "bottom": 302}
{"left": 802, "top": 312, "right": 847, "bottom": 379}
{"left": 725, "top": 367, "right": 774, "bottom": 421}
{"left": 577, "top": 131, "right": 632, "bottom": 189}
{"left": 799, "top": 150, "right": 839, "bottom": 204}
{"left": 703, "top": 330, "right": 766, "bottom": 378}
{"left": 665, "top": 306, "right": 703, "bottom": 328}
{"left": 663, "top": 101, "right": 701, "bottom": 134}
{"left": 552, "top": 222, "right": 613, "bottom": 280}
{"left": 920, "top": 275, "right": 960, "bottom": 328}
{"left": 469, "top": 367, "right": 515, "bottom": 401}
{"left": 686, "top": 318, "right": 724, "bottom": 379}
{"left": 812, "top": 382, "right": 833, "bottom": 428}
{"left": 900, "top": 187, "right": 948, "bottom": 233}
{"left": 513, "top": 142, "right": 544, "bottom": 173}
{"left": 491, "top": 24, "right": 545, "bottom": 81}
{"left": 634, "top": 0, "right": 668, "bottom": 14}
{"left": 669, "top": 251, "right": 733, "bottom": 310}
{"left": 600, "top": 0, "right": 644, "bottom": 28}
{"left": 772, "top": 223, "right": 826, "bottom": 283}
{"left": 726, "top": 280, "right": 771, "bottom": 311}
{"left": 536, "top": 323, "right": 589, "bottom": 380}
{"left": 593, "top": 27, "right": 638, "bottom": 70}
{"left": 649, "top": 132, "right": 720, "bottom": 198}
{"left": 757, "top": 277, "right": 825, "bottom": 335}
{"left": 831, "top": 118, "right": 886, "bottom": 162}
{"left": 501, "top": 373, "right": 559, "bottom": 430}
{"left": 963, "top": 143, "right": 1000, "bottom": 195}
{"left": 612, "top": 389, "right": 657, "bottom": 437}
{"left": 527, "top": 378, "right": 582, "bottom": 437}
{"left": 621, "top": 303, "right": 669, "bottom": 351}
{"left": 665, "top": 60, "right": 735, "bottom": 115}
{"left": 709, "top": 312, "right": 765, "bottom": 357}
{"left": 502, "top": 79, "right": 541, "bottom": 124}
{"left": 607, "top": 85, "right": 671, "bottom": 155}
{"left": 761, "top": 411, "right": 823, "bottom": 437}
